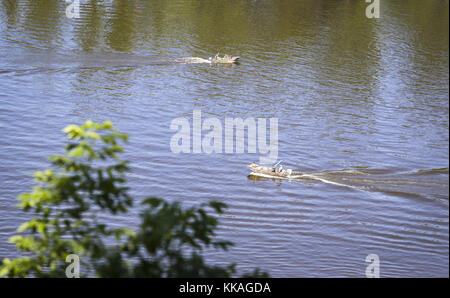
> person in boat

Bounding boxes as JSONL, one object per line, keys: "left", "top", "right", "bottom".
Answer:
{"left": 273, "top": 164, "right": 282, "bottom": 174}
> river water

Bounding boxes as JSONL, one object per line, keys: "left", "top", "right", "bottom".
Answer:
{"left": 0, "top": 0, "right": 448, "bottom": 277}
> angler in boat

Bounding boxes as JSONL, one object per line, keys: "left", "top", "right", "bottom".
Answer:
{"left": 209, "top": 53, "right": 240, "bottom": 64}
{"left": 248, "top": 161, "right": 293, "bottom": 178}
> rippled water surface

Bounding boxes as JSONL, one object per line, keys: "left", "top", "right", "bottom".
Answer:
{"left": 0, "top": 0, "right": 448, "bottom": 277}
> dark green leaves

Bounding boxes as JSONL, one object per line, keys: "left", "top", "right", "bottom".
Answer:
{"left": 0, "top": 121, "right": 268, "bottom": 278}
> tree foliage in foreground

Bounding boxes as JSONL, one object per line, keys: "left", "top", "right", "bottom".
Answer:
{"left": 0, "top": 120, "right": 268, "bottom": 278}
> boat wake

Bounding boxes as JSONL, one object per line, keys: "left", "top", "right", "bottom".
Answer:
{"left": 0, "top": 53, "right": 237, "bottom": 76}
{"left": 174, "top": 57, "right": 212, "bottom": 64}
{"left": 247, "top": 162, "right": 360, "bottom": 189}
{"left": 249, "top": 166, "right": 449, "bottom": 201}
{"left": 249, "top": 171, "right": 359, "bottom": 189}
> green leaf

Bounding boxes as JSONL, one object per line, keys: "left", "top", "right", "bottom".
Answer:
{"left": 69, "top": 146, "right": 84, "bottom": 157}
{"left": 1, "top": 120, "right": 267, "bottom": 278}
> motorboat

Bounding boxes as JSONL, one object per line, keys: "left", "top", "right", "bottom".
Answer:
{"left": 247, "top": 162, "right": 293, "bottom": 178}
{"left": 210, "top": 53, "right": 240, "bottom": 64}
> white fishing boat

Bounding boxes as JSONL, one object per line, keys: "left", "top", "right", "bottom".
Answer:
{"left": 210, "top": 53, "right": 240, "bottom": 64}
{"left": 247, "top": 161, "right": 294, "bottom": 178}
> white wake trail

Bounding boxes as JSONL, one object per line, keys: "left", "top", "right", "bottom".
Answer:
{"left": 250, "top": 172, "right": 359, "bottom": 189}
{"left": 175, "top": 57, "right": 211, "bottom": 64}
{"left": 298, "top": 174, "right": 359, "bottom": 189}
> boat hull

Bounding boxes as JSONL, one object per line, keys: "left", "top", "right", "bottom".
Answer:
{"left": 247, "top": 163, "right": 293, "bottom": 178}
{"left": 212, "top": 56, "right": 240, "bottom": 64}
